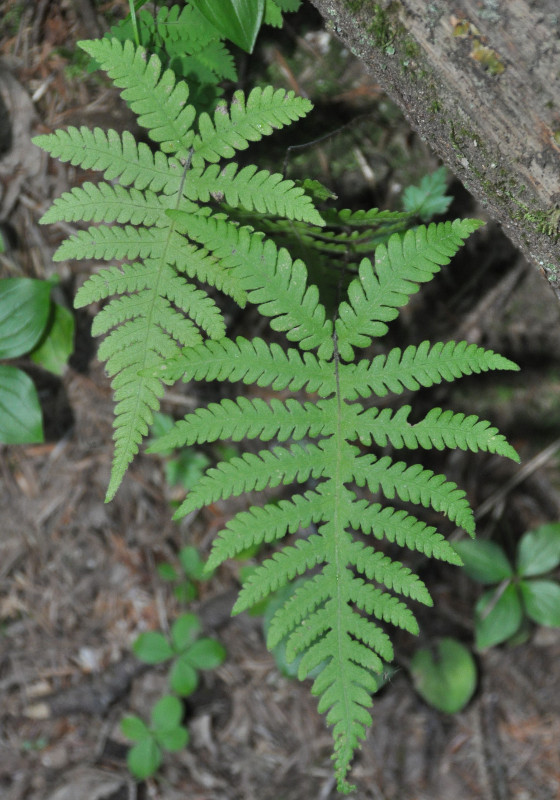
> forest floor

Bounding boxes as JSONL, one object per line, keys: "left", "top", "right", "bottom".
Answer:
{"left": 1, "top": 2, "right": 560, "bottom": 799}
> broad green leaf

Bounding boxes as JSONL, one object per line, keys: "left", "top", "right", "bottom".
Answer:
{"left": 171, "top": 613, "right": 201, "bottom": 652}
{"left": 0, "top": 365, "right": 44, "bottom": 444}
{"left": 411, "top": 638, "right": 477, "bottom": 713}
{"left": 170, "top": 655, "right": 199, "bottom": 696}
{"left": 520, "top": 579, "right": 560, "bottom": 626}
{"left": 30, "top": 302, "right": 75, "bottom": 375}
{"left": 155, "top": 725, "right": 189, "bottom": 752}
{"left": 133, "top": 631, "right": 174, "bottom": 663}
{"left": 185, "top": 638, "right": 226, "bottom": 670}
{"left": 121, "top": 715, "right": 150, "bottom": 742}
{"left": 151, "top": 694, "right": 184, "bottom": 729}
{"left": 453, "top": 539, "right": 514, "bottom": 584}
{"left": 127, "top": 737, "right": 161, "bottom": 779}
{"left": 474, "top": 583, "right": 522, "bottom": 649}
{"left": 517, "top": 524, "right": 560, "bottom": 577}
{"left": 190, "top": 0, "right": 264, "bottom": 52}
{"left": 0, "top": 278, "right": 52, "bottom": 358}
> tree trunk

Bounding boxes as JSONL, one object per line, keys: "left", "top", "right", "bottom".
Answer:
{"left": 309, "top": 0, "right": 560, "bottom": 297}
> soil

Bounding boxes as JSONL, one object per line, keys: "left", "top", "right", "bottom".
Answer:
{"left": 1, "top": 3, "right": 560, "bottom": 800}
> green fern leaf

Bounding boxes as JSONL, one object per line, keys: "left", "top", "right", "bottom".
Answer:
{"left": 37, "top": 40, "right": 520, "bottom": 789}
{"left": 174, "top": 443, "right": 326, "bottom": 516}
{"left": 340, "top": 339, "right": 519, "bottom": 399}
{"left": 152, "top": 336, "right": 335, "bottom": 395}
{"left": 78, "top": 38, "right": 197, "bottom": 158}
{"left": 32, "top": 127, "right": 184, "bottom": 194}
{"left": 169, "top": 213, "right": 333, "bottom": 355}
{"left": 190, "top": 86, "right": 312, "bottom": 167}
{"left": 184, "top": 163, "right": 324, "bottom": 224}
{"left": 40, "top": 183, "right": 175, "bottom": 227}
{"left": 355, "top": 404, "right": 520, "bottom": 460}
{"left": 335, "top": 220, "right": 484, "bottom": 360}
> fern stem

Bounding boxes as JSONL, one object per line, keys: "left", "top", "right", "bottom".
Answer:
{"left": 127, "top": 0, "right": 140, "bottom": 48}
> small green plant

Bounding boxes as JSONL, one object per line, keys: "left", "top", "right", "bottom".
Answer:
{"left": 0, "top": 277, "right": 74, "bottom": 443}
{"left": 402, "top": 166, "right": 452, "bottom": 222}
{"left": 133, "top": 611, "right": 226, "bottom": 696}
{"left": 454, "top": 523, "right": 560, "bottom": 650}
{"left": 121, "top": 694, "right": 189, "bottom": 780}
{"left": 122, "top": 611, "right": 225, "bottom": 780}
{"left": 410, "top": 637, "right": 477, "bottom": 713}
{"left": 157, "top": 545, "right": 209, "bottom": 603}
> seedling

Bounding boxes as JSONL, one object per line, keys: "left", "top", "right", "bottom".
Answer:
{"left": 453, "top": 523, "right": 560, "bottom": 649}
{"left": 121, "top": 694, "right": 189, "bottom": 779}
{"left": 133, "top": 612, "right": 226, "bottom": 696}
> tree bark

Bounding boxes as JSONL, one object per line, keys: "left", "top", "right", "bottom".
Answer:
{"left": 309, "top": 0, "right": 560, "bottom": 297}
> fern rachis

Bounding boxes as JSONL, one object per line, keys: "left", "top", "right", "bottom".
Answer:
{"left": 35, "top": 32, "right": 520, "bottom": 794}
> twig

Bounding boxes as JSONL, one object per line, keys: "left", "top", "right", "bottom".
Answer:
{"left": 475, "top": 437, "right": 560, "bottom": 521}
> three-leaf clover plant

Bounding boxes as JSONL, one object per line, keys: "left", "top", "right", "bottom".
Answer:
{"left": 121, "top": 694, "right": 189, "bottom": 779}
{"left": 133, "top": 612, "right": 226, "bottom": 696}
{"left": 453, "top": 523, "right": 560, "bottom": 650}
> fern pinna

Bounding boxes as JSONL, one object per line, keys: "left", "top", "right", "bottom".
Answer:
{"left": 35, "top": 37, "right": 519, "bottom": 794}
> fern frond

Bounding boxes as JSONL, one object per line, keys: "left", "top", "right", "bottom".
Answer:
{"left": 190, "top": 86, "right": 312, "bottom": 167}
{"left": 340, "top": 340, "right": 519, "bottom": 399}
{"left": 207, "top": 490, "right": 327, "bottom": 567}
{"left": 349, "top": 500, "right": 462, "bottom": 564}
{"left": 355, "top": 405, "right": 519, "bottom": 460}
{"left": 37, "top": 35, "right": 520, "bottom": 788}
{"left": 184, "top": 163, "right": 324, "bottom": 224}
{"left": 79, "top": 38, "right": 196, "bottom": 158}
{"left": 33, "top": 127, "right": 184, "bottom": 194}
{"left": 152, "top": 336, "right": 335, "bottom": 395}
{"left": 170, "top": 213, "right": 333, "bottom": 355}
{"left": 352, "top": 453, "right": 475, "bottom": 533}
{"left": 40, "top": 183, "right": 175, "bottom": 227}
{"left": 150, "top": 396, "right": 331, "bottom": 451}
{"left": 174, "top": 443, "right": 326, "bottom": 516}
{"left": 335, "top": 220, "right": 484, "bottom": 360}
{"left": 236, "top": 535, "right": 326, "bottom": 609}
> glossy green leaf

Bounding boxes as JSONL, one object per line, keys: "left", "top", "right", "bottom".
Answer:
{"left": 0, "top": 278, "right": 52, "bottom": 358}
{"left": 453, "top": 539, "right": 514, "bottom": 584}
{"left": 520, "top": 579, "right": 560, "bottom": 626}
{"left": 190, "top": 0, "right": 264, "bottom": 52}
{"left": 410, "top": 638, "right": 477, "bottom": 713}
{"left": 121, "top": 715, "right": 150, "bottom": 742}
{"left": 30, "top": 302, "right": 75, "bottom": 375}
{"left": 0, "top": 365, "right": 44, "bottom": 444}
{"left": 127, "top": 737, "right": 161, "bottom": 779}
{"left": 133, "top": 631, "right": 174, "bottom": 663}
{"left": 185, "top": 637, "right": 226, "bottom": 670}
{"left": 171, "top": 613, "right": 201, "bottom": 652}
{"left": 517, "top": 524, "right": 560, "bottom": 577}
{"left": 170, "top": 655, "right": 199, "bottom": 696}
{"left": 151, "top": 694, "right": 184, "bottom": 729}
{"left": 474, "top": 583, "right": 522, "bottom": 649}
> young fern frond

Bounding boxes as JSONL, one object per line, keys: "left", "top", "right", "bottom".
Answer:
{"left": 37, "top": 36, "right": 520, "bottom": 792}
{"left": 146, "top": 220, "right": 519, "bottom": 791}
{"left": 34, "top": 37, "right": 321, "bottom": 500}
